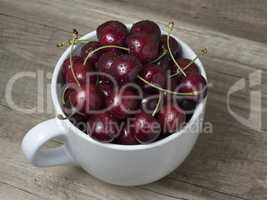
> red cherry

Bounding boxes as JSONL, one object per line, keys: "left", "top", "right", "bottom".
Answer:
{"left": 171, "top": 58, "right": 199, "bottom": 77}
{"left": 126, "top": 32, "right": 160, "bottom": 64}
{"left": 105, "top": 88, "right": 138, "bottom": 120}
{"left": 130, "top": 20, "right": 161, "bottom": 39}
{"left": 140, "top": 63, "right": 166, "bottom": 91}
{"left": 158, "top": 104, "right": 186, "bottom": 134}
{"left": 62, "top": 56, "right": 83, "bottom": 77}
{"left": 141, "top": 92, "right": 159, "bottom": 114}
{"left": 65, "top": 61, "right": 97, "bottom": 85}
{"left": 110, "top": 54, "right": 142, "bottom": 84}
{"left": 117, "top": 125, "right": 139, "bottom": 145}
{"left": 176, "top": 73, "right": 207, "bottom": 98}
{"left": 133, "top": 112, "right": 161, "bottom": 143}
{"left": 87, "top": 113, "right": 118, "bottom": 143}
{"left": 96, "top": 51, "right": 120, "bottom": 81}
{"left": 69, "top": 84, "right": 103, "bottom": 115}
{"left": 81, "top": 41, "right": 101, "bottom": 65}
{"left": 97, "top": 21, "right": 128, "bottom": 46}
{"left": 98, "top": 80, "right": 113, "bottom": 97}
{"left": 160, "top": 35, "right": 182, "bottom": 57}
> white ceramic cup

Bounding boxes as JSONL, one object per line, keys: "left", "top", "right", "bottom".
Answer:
{"left": 21, "top": 25, "right": 207, "bottom": 186}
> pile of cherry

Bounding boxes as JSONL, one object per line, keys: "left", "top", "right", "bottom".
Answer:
{"left": 60, "top": 20, "right": 207, "bottom": 145}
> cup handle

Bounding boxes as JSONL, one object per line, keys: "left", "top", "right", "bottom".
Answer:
{"left": 21, "top": 118, "right": 75, "bottom": 167}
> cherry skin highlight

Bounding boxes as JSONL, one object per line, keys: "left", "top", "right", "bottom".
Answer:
{"left": 130, "top": 20, "right": 161, "bottom": 39}
{"left": 117, "top": 125, "right": 139, "bottom": 145}
{"left": 140, "top": 63, "right": 166, "bottom": 91}
{"left": 69, "top": 84, "right": 103, "bottom": 115}
{"left": 81, "top": 41, "right": 101, "bottom": 65}
{"left": 126, "top": 32, "right": 160, "bottom": 64}
{"left": 110, "top": 54, "right": 142, "bottom": 84}
{"left": 133, "top": 112, "right": 161, "bottom": 143}
{"left": 176, "top": 73, "right": 207, "bottom": 99}
{"left": 97, "top": 21, "right": 128, "bottom": 46}
{"left": 87, "top": 113, "right": 118, "bottom": 143}
{"left": 158, "top": 104, "right": 186, "bottom": 135}
{"left": 171, "top": 58, "right": 199, "bottom": 77}
{"left": 62, "top": 56, "right": 83, "bottom": 77}
{"left": 65, "top": 61, "right": 97, "bottom": 86}
{"left": 105, "top": 88, "right": 138, "bottom": 120}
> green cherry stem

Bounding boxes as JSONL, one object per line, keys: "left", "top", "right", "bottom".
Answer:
{"left": 83, "top": 45, "right": 129, "bottom": 65}
{"left": 151, "top": 49, "right": 168, "bottom": 64}
{"left": 69, "top": 41, "right": 81, "bottom": 88}
{"left": 137, "top": 75, "right": 199, "bottom": 96}
{"left": 152, "top": 92, "right": 163, "bottom": 116}
{"left": 170, "top": 48, "right": 208, "bottom": 78}
{"left": 166, "top": 22, "right": 186, "bottom": 77}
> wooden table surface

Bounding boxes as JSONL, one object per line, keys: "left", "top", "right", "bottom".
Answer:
{"left": 0, "top": 0, "right": 267, "bottom": 199}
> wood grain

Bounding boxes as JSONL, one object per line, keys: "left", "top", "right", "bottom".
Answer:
{"left": 0, "top": 0, "right": 267, "bottom": 200}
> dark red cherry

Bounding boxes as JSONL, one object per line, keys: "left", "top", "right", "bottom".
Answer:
{"left": 140, "top": 63, "right": 166, "bottom": 91}
{"left": 175, "top": 73, "right": 207, "bottom": 101}
{"left": 105, "top": 88, "right": 138, "bottom": 120}
{"left": 171, "top": 58, "right": 199, "bottom": 77}
{"left": 62, "top": 56, "right": 83, "bottom": 77}
{"left": 80, "top": 41, "right": 101, "bottom": 65}
{"left": 158, "top": 104, "right": 186, "bottom": 134}
{"left": 141, "top": 92, "right": 159, "bottom": 114}
{"left": 96, "top": 51, "right": 120, "bottom": 80}
{"left": 130, "top": 20, "right": 161, "bottom": 39}
{"left": 98, "top": 80, "right": 113, "bottom": 97}
{"left": 133, "top": 112, "right": 161, "bottom": 143}
{"left": 87, "top": 113, "right": 118, "bottom": 143}
{"left": 126, "top": 32, "right": 160, "bottom": 64}
{"left": 178, "top": 99, "right": 197, "bottom": 122}
{"left": 117, "top": 125, "right": 139, "bottom": 145}
{"left": 97, "top": 21, "right": 128, "bottom": 46}
{"left": 65, "top": 61, "right": 97, "bottom": 85}
{"left": 160, "top": 35, "right": 182, "bottom": 57}
{"left": 69, "top": 84, "right": 103, "bottom": 115}
{"left": 110, "top": 54, "right": 142, "bottom": 84}
{"left": 158, "top": 55, "right": 172, "bottom": 71}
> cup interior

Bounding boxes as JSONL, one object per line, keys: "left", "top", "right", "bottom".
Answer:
{"left": 51, "top": 24, "right": 207, "bottom": 150}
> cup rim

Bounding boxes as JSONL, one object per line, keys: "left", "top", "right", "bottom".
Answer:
{"left": 51, "top": 24, "right": 208, "bottom": 151}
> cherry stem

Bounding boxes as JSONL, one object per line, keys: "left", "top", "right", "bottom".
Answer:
{"left": 151, "top": 49, "right": 168, "bottom": 63}
{"left": 152, "top": 92, "right": 163, "bottom": 116}
{"left": 170, "top": 48, "right": 208, "bottom": 78}
{"left": 166, "top": 22, "right": 186, "bottom": 77}
{"left": 83, "top": 45, "right": 129, "bottom": 65}
{"left": 69, "top": 41, "right": 81, "bottom": 88}
{"left": 137, "top": 75, "right": 200, "bottom": 96}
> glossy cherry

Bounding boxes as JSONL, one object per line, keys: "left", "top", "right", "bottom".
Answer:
{"left": 130, "top": 20, "right": 161, "bottom": 39}
{"left": 117, "top": 125, "right": 139, "bottom": 145}
{"left": 97, "top": 51, "right": 120, "bottom": 80}
{"left": 140, "top": 63, "right": 166, "bottom": 91}
{"left": 171, "top": 58, "right": 199, "bottom": 78}
{"left": 158, "top": 104, "right": 186, "bottom": 134}
{"left": 62, "top": 56, "right": 83, "bottom": 77}
{"left": 87, "top": 113, "right": 118, "bottom": 143}
{"left": 81, "top": 41, "right": 101, "bottom": 65}
{"left": 97, "top": 21, "right": 128, "bottom": 46}
{"left": 160, "top": 35, "right": 182, "bottom": 57}
{"left": 175, "top": 73, "right": 207, "bottom": 101}
{"left": 69, "top": 84, "right": 103, "bottom": 115}
{"left": 141, "top": 93, "right": 159, "bottom": 114}
{"left": 133, "top": 112, "right": 161, "bottom": 143}
{"left": 65, "top": 61, "right": 97, "bottom": 85}
{"left": 126, "top": 32, "right": 160, "bottom": 64}
{"left": 105, "top": 88, "right": 138, "bottom": 120}
{"left": 110, "top": 54, "right": 142, "bottom": 84}
{"left": 98, "top": 80, "right": 113, "bottom": 97}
